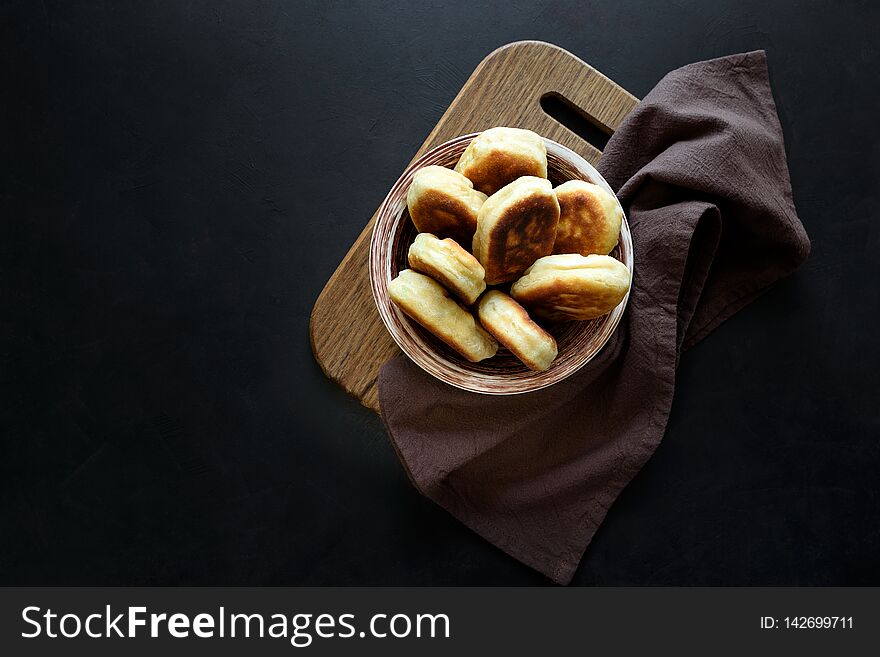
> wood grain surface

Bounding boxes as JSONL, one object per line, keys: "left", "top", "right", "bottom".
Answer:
{"left": 309, "top": 40, "right": 639, "bottom": 412}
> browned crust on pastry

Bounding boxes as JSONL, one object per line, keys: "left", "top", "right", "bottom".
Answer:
{"left": 553, "top": 182, "right": 621, "bottom": 256}
{"left": 460, "top": 150, "right": 546, "bottom": 196}
{"left": 481, "top": 193, "right": 560, "bottom": 285}
{"left": 512, "top": 279, "right": 625, "bottom": 321}
{"left": 409, "top": 190, "right": 479, "bottom": 247}
{"left": 510, "top": 255, "right": 630, "bottom": 321}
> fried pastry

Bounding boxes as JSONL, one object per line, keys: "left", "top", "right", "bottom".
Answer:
{"left": 553, "top": 180, "right": 623, "bottom": 256}
{"left": 454, "top": 127, "right": 548, "bottom": 195}
{"left": 407, "top": 233, "right": 486, "bottom": 305}
{"left": 472, "top": 176, "right": 560, "bottom": 285}
{"left": 388, "top": 269, "right": 498, "bottom": 362}
{"left": 406, "top": 166, "right": 487, "bottom": 247}
{"left": 510, "top": 254, "right": 631, "bottom": 321}
{"left": 477, "top": 290, "right": 557, "bottom": 372}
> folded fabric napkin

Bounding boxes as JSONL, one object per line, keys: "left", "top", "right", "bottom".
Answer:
{"left": 378, "top": 51, "right": 810, "bottom": 584}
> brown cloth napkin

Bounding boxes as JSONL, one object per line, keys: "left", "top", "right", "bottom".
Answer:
{"left": 378, "top": 51, "right": 810, "bottom": 584}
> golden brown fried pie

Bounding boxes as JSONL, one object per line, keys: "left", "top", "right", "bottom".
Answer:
{"left": 454, "top": 127, "right": 548, "bottom": 195}
{"left": 477, "top": 290, "right": 557, "bottom": 371}
{"left": 406, "top": 166, "right": 487, "bottom": 247}
{"left": 407, "top": 233, "right": 486, "bottom": 305}
{"left": 553, "top": 180, "right": 623, "bottom": 256}
{"left": 472, "top": 176, "right": 560, "bottom": 285}
{"left": 510, "top": 254, "right": 631, "bottom": 321}
{"left": 388, "top": 269, "right": 498, "bottom": 362}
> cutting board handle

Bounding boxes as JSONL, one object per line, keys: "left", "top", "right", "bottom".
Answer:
{"left": 539, "top": 92, "right": 612, "bottom": 154}
{"left": 428, "top": 41, "right": 639, "bottom": 165}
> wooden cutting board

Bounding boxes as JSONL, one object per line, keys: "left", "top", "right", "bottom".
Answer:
{"left": 309, "top": 41, "right": 639, "bottom": 412}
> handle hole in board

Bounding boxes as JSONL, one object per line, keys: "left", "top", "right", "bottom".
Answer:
{"left": 540, "top": 92, "right": 611, "bottom": 152}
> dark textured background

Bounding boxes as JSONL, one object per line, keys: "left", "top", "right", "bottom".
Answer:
{"left": 2, "top": 0, "right": 878, "bottom": 585}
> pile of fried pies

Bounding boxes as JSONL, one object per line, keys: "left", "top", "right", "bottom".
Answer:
{"left": 389, "top": 127, "right": 631, "bottom": 372}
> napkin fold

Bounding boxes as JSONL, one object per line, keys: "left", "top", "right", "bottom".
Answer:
{"left": 378, "top": 51, "right": 810, "bottom": 584}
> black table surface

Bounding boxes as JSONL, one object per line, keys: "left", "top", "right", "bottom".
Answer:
{"left": 3, "top": 1, "right": 878, "bottom": 585}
